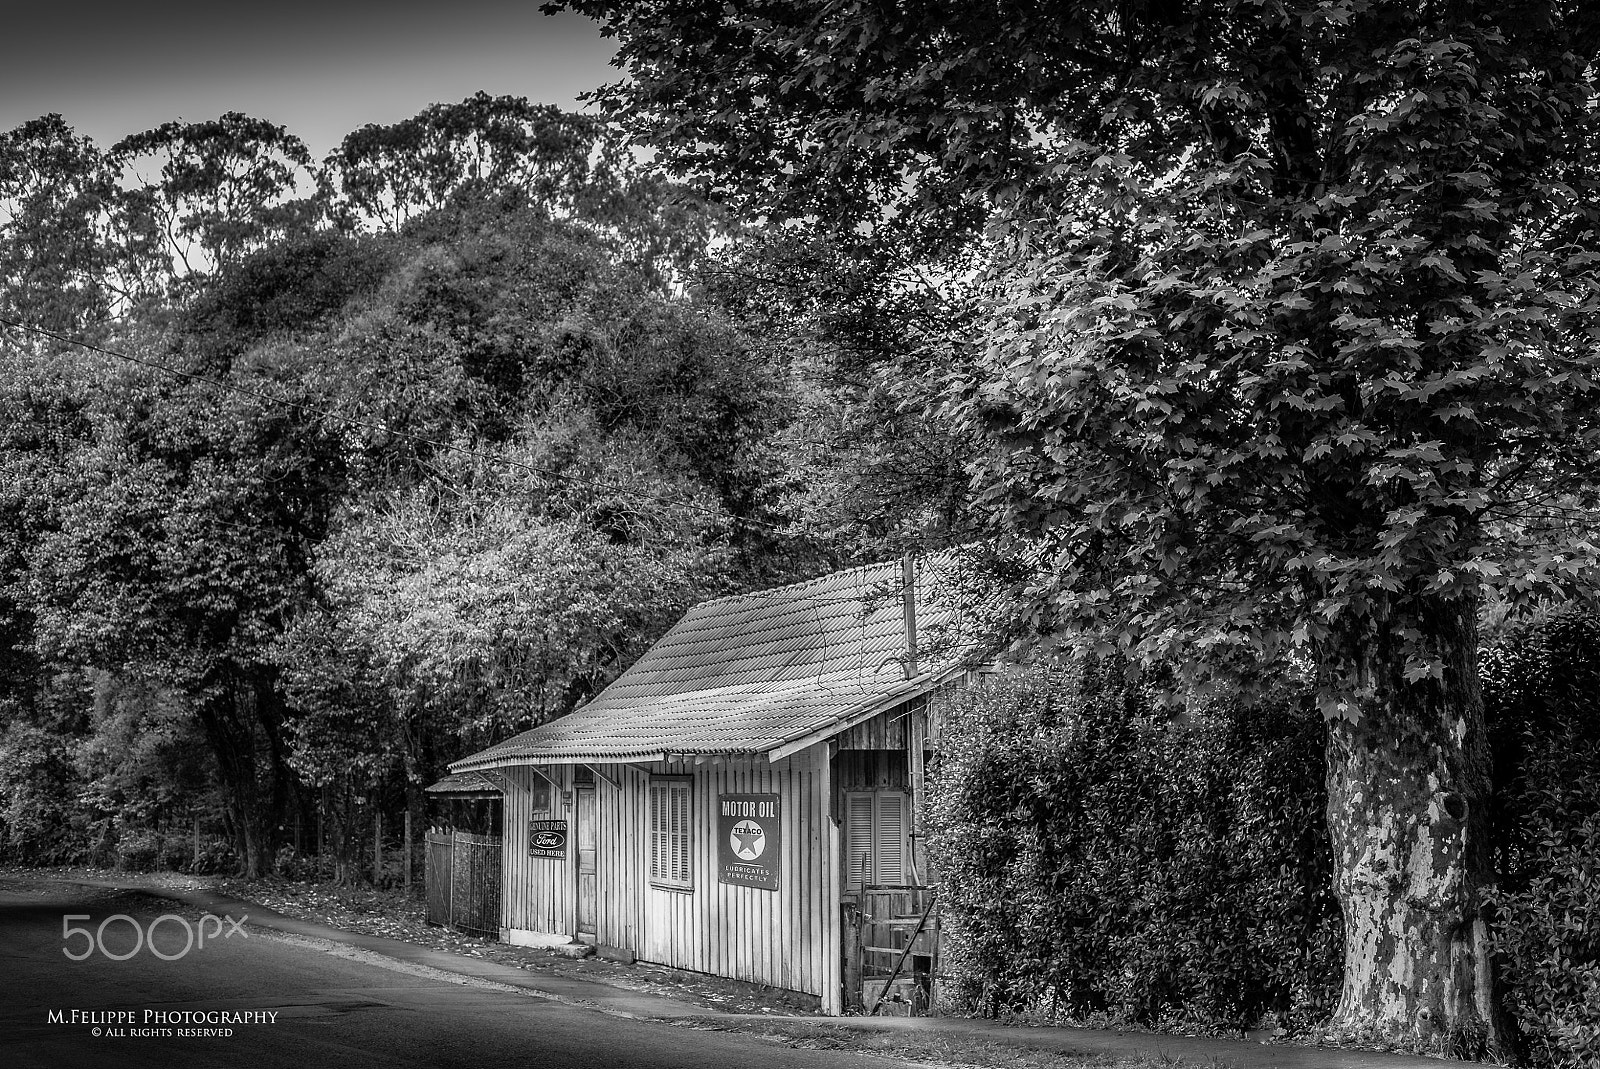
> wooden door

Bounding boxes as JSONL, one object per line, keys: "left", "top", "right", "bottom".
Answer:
{"left": 575, "top": 785, "right": 597, "bottom": 941}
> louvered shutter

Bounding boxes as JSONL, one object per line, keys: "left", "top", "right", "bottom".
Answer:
{"left": 671, "top": 782, "right": 691, "bottom": 885}
{"left": 649, "top": 782, "right": 664, "bottom": 881}
{"left": 649, "top": 779, "right": 692, "bottom": 888}
{"left": 846, "top": 793, "right": 875, "bottom": 890}
{"left": 875, "top": 793, "right": 907, "bottom": 885}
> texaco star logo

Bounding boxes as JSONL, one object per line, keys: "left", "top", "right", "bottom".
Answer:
{"left": 730, "top": 819, "right": 766, "bottom": 860}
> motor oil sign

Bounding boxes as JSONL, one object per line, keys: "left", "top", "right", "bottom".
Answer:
{"left": 528, "top": 819, "right": 567, "bottom": 858}
{"left": 717, "top": 794, "right": 780, "bottom": 890}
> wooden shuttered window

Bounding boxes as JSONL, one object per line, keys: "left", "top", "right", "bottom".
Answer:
{"left": 845, "top": 791, "right": 908, "bottom": 889}
{"left": 649, "top": 778, "right": 692, "bottom": 890}
{"left": 846, "top": 794, "right": 873, "bottom": 889}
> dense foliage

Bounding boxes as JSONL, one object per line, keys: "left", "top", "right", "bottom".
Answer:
{"left": 1483, "top": 612, "right": 1600, "bottom": 1069}
{"left": 0, "top": 100, "right": 835, "bottom": 876}
{"left": 554, "top": 1, "right": 1600, "bottom": 1050}
{"left": 927, "top": 666, "right": 1340, "bottom": 1035}
{"left": 926, "top": 617, "right": 1599, "bottom": 1064}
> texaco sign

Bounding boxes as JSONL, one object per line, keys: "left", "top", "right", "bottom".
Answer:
{"left": 716, "top": 793, "right": 780, "bottom": 890}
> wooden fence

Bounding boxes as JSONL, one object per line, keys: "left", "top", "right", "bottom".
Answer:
{"left": 425, "top": 830, "right": 503, "bottom": 938}
{"left": 844, "top": 884, "right": 940, "bottom": 1015}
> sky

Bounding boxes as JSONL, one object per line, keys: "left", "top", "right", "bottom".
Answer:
{"left": 0, "top": 0, "right": 620, "bottom": 158}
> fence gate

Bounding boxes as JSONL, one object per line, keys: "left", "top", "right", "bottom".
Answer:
{"left": 426, "top": 833, "right": 452, "bottom": 926}
{"left": 845, "top": 884, "right": 940, "bottom": 1015}
{"left": 425, "top": 830, "right": 503, "bottom": 938}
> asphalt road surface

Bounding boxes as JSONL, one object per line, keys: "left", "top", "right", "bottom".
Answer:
{"left": 0, "top": 882, "right": 913, "bottom": 1069}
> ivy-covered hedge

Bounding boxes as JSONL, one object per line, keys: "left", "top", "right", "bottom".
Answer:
{"left": 1483, "top": 611, "right": 1600, "bottom": 1069}
{"left": 925, "top": 663, "right": 1341, "bottom": 1034}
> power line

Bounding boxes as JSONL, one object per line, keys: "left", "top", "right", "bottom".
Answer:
{"left": 0, "top": 315, "right": 782, "bottom": 532}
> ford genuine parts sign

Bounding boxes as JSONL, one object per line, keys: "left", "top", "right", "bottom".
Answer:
{"left": 528, "top": 819, "right": 568, "bottom": 858}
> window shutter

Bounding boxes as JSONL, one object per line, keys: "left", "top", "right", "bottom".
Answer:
{"left": 650, "top": 779, "right": 692, "bottom": 889}
{"left": 846, "top": 793, "right": 875, "bottom": 889}
{"left": 672, "top": 782, "right": 690, "bottom": 885}
{"left": 875, "top": 793, "right": 906, "bottom": 885}
{"left": 649, "top": 782, "right": 664, "bottom": 881}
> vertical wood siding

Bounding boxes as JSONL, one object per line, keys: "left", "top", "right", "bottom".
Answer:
{"left": 836, "top": 696, "right": 923, "bottom": 750}
{"left": 908, "top": 706, "right": 929, "bottom": 883}
{"left": 834, "top": 749, "right": 910, "bottom": 791}
{"left": 496, "top": 746, "right": 835, "bottom": 999}
{"left": 499, "top": 765, "right": 574, "bottom": 936}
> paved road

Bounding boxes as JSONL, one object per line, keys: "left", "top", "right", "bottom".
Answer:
{"left": 0, "top": 883, "right": 910, "bottom": 1069}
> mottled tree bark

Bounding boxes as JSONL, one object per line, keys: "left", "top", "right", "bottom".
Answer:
{"left": 1322, "top": 597, "right": 1510, "bottom": 1060}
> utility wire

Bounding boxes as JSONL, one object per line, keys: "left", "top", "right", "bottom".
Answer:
{"left": 0, "top": 315, "right": 782, "bottom": 532}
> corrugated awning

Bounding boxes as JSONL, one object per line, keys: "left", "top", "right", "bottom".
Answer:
{"left": 424, "top": 770, "right": 505, "bottom": 796}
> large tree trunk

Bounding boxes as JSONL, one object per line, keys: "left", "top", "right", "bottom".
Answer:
{"left": 196, "top": 668, "right": 289, "bottom": 880}
{"left": 1322, "top": 597, "right": 1511, "bottom": 1061}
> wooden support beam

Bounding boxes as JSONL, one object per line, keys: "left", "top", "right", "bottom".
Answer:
{"left": 820, "top": 741, "right": 844, "bottom": 1016}
{"left": 581, "top": 762, "right": 620, "bottom": 790}
{"left": 909, "top": 703, "right": 927, "bottom": 885}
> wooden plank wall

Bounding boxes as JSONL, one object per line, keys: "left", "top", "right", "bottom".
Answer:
{"left": 495, "top": 747, "right": 834, "bottom": 999}
{"left": 489, "top": 699, "right": 946, "bottom": 1009}
{"left": 592, "top": 750, "right": 831, "bottom": 997}
{"left": 492, "top": 693, "right": 939, "bottom": 1005}
{"left": 836, "top": 697, "right": 921, "bottom": 750}
{"left": 834, "top": 698, "right": 929, "bottom": 884}
{"left": 834, "top": 750, "right": 909, "bottom": 792}
{"left": 908, "top": 708, "right": 930, "bottom": 884}
{"left": 500, "top": 765, "right": 574, "bottom": 936}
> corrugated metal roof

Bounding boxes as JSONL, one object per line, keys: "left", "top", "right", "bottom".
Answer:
{"left": 424, "top": 769, "right": 505, "bottom": 795}
{"left": 451, "top": 555, "right": 964, "bottom": 770}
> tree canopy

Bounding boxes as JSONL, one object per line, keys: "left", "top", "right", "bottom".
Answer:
{"left": 0, "top": 116, "right": 126, "bottom": 332}
{"left": 112, "top": 112, "right": 319, "bottom": 284}
{"left": 0, "top": 100, "right": 809, "bottom": 877}
{"left": 559, "top": 1, "right": 1600, "bottom": 673}
{"left": 552, "top": 0, "right": 1600, "bottom": 1056}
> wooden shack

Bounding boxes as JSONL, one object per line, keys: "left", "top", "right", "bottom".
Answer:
{"left": 449, "top": 555, "right": 970, "bottom": 1013}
